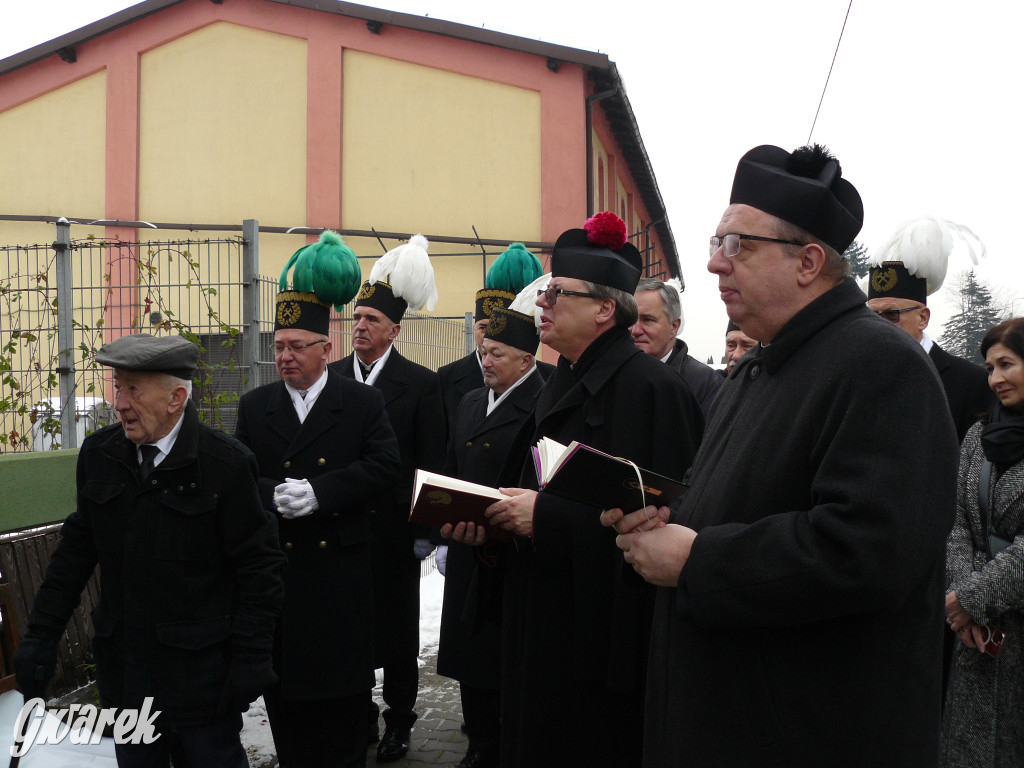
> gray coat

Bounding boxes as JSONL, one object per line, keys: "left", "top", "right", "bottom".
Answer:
{"left": 942, "top": 422, "right": 1024, "bottom": 768}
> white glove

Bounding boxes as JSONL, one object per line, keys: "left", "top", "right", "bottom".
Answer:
{"left": 413, "top": 538, "right": 435, "bottom": 560}
{"left": 435, "top": 545, "right": 448, "bottom": 576}
{"left": 273, "top": 477, "right": 320, "bottom": 519}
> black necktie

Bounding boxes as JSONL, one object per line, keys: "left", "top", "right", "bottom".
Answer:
{"left": 360, "top": 360, "right": 374, "bottom": 377}
{"left": 139, "top": 444, "right": 160, "bottom": 481}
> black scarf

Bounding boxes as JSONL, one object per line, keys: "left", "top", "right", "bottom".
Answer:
{"left": 980, "top": 402, "right": 1024, "bottom": 469}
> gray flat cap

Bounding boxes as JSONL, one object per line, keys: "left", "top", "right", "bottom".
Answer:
{"left": 95, "top": 334, "right": 199, "bottom": 379}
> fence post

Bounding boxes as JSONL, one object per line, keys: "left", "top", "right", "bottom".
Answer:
{"left": 241, "top": 219, "right": 260, "bottom": 393}
{"left": 463, "top": 312, "right": 474, "bottom": 355}
{"left": 54, "top": 218, "right": 77, "bottom": 448}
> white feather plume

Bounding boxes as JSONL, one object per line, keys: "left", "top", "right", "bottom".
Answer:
{"left": 666, "top": 277, "right": 685, "bottom": 335}
{"left": 367, "top": 234, "right": 437, "bottom": 311}
{"left": 870, "top": 216, "right": 985, "bottom": 296}
{"left": 509, "top": 273, "right": 551, "bottom": 329}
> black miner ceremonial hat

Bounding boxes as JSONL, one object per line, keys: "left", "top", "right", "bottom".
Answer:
{"left": 485, "top": 307, "right": 539, "bottom": 355}
{"left": 95, "top": 334, "right": 199, "bottom": 379}
{"left": 730, "top": 144, "right": 863, "bottom": 254}
{"left": 552, "top": 212, "right": 642, "bottom": 293}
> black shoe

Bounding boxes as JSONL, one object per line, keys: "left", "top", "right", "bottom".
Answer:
{"left": 376, "top": 725, "right": 410, "bottom": 763}
{"left": 457, "top": 749, "right": 499, "bottom": 768}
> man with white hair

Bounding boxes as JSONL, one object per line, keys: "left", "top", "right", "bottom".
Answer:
{"left": 16, "top": 333, "right": 285, "bottom": 767}
{"left": 631, "top": 277, "right": 722, "bottom": 415}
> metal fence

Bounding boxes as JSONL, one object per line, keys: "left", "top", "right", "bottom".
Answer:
{"left": 0, "top": 219, "right": 469, "bottom": 452}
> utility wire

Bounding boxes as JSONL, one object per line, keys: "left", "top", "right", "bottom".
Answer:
{"left": 808, "top": 0, "right": 854, "bottom": 144}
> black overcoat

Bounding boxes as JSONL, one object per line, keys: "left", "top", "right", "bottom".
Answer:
{"left": 929, "top": 341, "right": 994, "bottom": 442}
{"left": 439, "top": 351, "right": 556, "bottom": 443}
{"left": 235, "top": 370, "right": 400, "bottom": 699}
{"left": 438, "top": 351, "right": 484, "bottom": 441}
{"left": 436, "top": 369, "right": 544, "bottom": 688}
{"left": 665, "top": 337, "right": 723, "bottom": 417}
{"left": 646, "top": 279, "right": 960, "bottom": 768}
{"left": 330, "top": 348, "right": 446, "bottom": 668}
{"left": 26, "top": 402, "right": 285, "bottom": 725}
{"left": 496, "top": 326, "right": 704, "bottom": 768}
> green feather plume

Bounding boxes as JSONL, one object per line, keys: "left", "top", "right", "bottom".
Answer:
{"left": 486, "top": 243, "right": 543, "bottom": 293}
{"left": 279, "top": 231, "right": 362, "bottom": 310}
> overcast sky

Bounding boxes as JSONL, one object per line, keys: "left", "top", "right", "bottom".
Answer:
{"left": 4, "top": 0, "right": 1021, "bottom": 363}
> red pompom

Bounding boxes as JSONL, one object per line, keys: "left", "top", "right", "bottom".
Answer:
{"left": 584, "top": 211, "right": 628, "bottom": 250}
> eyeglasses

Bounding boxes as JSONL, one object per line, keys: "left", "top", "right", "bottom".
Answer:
{"left": 873, "top": 306, "right": 924, "bottom": 323}
{"left": 537, "top": 286, "right": 600, "bottom": 306}
{"left": 273, "top": 339, "right": 326, "bottom": 355}
{"left": 709, "top": 233, "right": 806, "bottom": 258}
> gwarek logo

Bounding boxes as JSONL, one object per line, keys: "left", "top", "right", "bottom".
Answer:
{"left": 10, "top": 698, "right": 161, "bottom": 757}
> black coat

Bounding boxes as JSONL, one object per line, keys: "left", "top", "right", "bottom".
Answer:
{"left": 646, "top": 279, "right": 960, "bottom": 768}
{"left": 496, "top": 327, "right": 704, "bottom": 768}
{"left": 439, "top": 351, "right": 555, "bottom": 443}
{"left": 929, "top": 341, "right": 994, "bottom": 442}
{"left": 330, "top": 348, "right": 447, "bottom": 667}
{"left": 25, "top": 402, "right": 285, "bottom": 725}
{"left": 438, "top": 352, "right": 484, "bottom": 441}
{"left": 235, "top": 371, "right": 400, "bottom": 699}
{"left": 436, "top": 369, "right": 544, "bottom": 688}
{"left": 665, "top": 337, "right": 723, "bottom": 417}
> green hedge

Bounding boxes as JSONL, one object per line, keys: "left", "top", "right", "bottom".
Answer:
{"left": 0, "top": 450, "right": 78, "bottom": 533}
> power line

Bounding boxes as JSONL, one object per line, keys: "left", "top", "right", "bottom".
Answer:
{"left": 808, "top": 0, "right": 855, "bottom": 144}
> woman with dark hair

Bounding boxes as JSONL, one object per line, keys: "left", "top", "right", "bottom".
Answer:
{"left": 941, "top": 316, "right": 1024, "bottom": 767}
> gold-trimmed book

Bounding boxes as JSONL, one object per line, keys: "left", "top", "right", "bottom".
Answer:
{"left": 533, "top": 437, "right": 686, "bottom": 511}
{"left": 409, "top": 470, "right": 503, "bottom": 527}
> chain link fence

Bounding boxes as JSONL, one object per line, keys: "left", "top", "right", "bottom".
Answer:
{"left": 0, "top": 219, "right": 468, "bottom": 452}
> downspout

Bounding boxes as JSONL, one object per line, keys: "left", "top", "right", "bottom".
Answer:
{"left": 585, "top": 82, "right": 619, "bottom": 218}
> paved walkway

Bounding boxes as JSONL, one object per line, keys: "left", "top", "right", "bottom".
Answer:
{"left": 249, "top": 646, "right": 467, "bottom": 768}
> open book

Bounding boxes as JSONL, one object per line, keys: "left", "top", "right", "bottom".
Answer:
{"left": 409, "top": 469, "right": 504, "bottom": 527}
{"left": 533, "top": 437, "right": 686, "bottom": 511}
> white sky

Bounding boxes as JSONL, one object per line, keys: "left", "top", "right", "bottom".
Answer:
{"left": 3, "top": 0, "right": 1022, "bottom": 363}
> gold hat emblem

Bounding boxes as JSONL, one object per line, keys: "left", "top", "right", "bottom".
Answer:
{"left": 277, "top": 301, "right": 302, "bottom": 327}
{"left": 482, "top": 298, "right": 505, "bottom": 317}
{"left": 871, "top": 267, "right": 898, "bottom": 294}
{"left": 488, "top": 312, "right": 508, "bottom": 335}
{"left": 357, "top": 282, "right": 375, "bottom": 300}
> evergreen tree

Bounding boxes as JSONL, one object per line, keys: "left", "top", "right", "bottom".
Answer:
{"left": 843, "top": 240, "right": 870, "bottom": 280}
{"left": 706, "top": 355, "right": 714, "bottom": 366}
{"left": 939, "top": 269, "right": 1004, "bottom": 362}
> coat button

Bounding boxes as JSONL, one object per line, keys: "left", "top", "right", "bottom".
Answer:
{"left": 318, "top": 540, "right": 327, "bottom": 549}
{"left": 749, "top": 364, "right": 761, "bottom": 380}
{"left": 333, "top": 512, "right": 339, "bottom": 517}
{"left": 318, "top": 458, "right": 326, "bottom": 466}
{"left": 190, "top": 482, "right": 196, "bottom": 488}
{"left": 284, "top": 542, "right": 294, "bottom": 550}
{"left": 177, "top": 486, "right": 183, "bottom": 491}
{"left": 466, "top": 441, "right": 473, "bottom": 447}
{"left": 483, "top": 443, "right": 491, "bottom": 450}
{"left": 284, "top": 460, "right": 291, "bottom": 469}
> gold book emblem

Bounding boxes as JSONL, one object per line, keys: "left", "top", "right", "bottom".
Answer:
{"left": 427, "top": 490, "right": 452, "bottom": 505}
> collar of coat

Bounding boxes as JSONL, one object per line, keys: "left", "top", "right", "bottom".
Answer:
{"left": 102, "top": 400, "right": 201, "bottom": 476}
{"left": 553, "top": 326, "right": 641, "bottom": 394}
{"left": 758, "top": 278, "right": 867, "bottom": 375}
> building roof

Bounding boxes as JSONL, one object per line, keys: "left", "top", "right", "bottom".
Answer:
{"left": 0, "top": 0, "right": 679, "bottom": 275}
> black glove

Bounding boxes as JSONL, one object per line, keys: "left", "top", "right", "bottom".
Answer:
{"left": 12, "top": 635, "right": 58, "bottom": 702}
{"left": 225, "top": 648, "right": 277, "bottom": 712}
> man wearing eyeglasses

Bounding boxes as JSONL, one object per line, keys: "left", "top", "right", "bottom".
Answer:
{"left": 235, "top": 234, "right": 401, "bottom": 768}
{"left": 449, "top": 212, "right": 704, "bottom": 768}
{"left": 865, "top": 217, "right": 993, "bottom": 442}
{"left": 604, "top": 145, "right": 960, "bottom": 767}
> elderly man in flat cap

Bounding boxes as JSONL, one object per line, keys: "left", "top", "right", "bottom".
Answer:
{"left": 605, "top": 145, "right": 960, "bottom": 767}
{"left": 448, "top": 212, "right": 704, "bottom": 768}
{"left": 13, "top": 333, "right": 285, "bottom": 768}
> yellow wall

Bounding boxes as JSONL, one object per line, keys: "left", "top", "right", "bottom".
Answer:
{"left": 0, "top": 71, "right": 107, "bottom": 228}
{"left": 341, "top": 50, "right": 542, "bottom": 318}
{"left": 139, "top": 23, "right": 307, "bottom": 227}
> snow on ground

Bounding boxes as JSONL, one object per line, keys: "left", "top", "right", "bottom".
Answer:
{"left": 241, "top": 566, "right": 446, "bottom": 766}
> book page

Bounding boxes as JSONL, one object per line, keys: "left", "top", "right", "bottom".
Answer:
{"left": 414, "top": 469, "right": 504, "bottom": 501}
